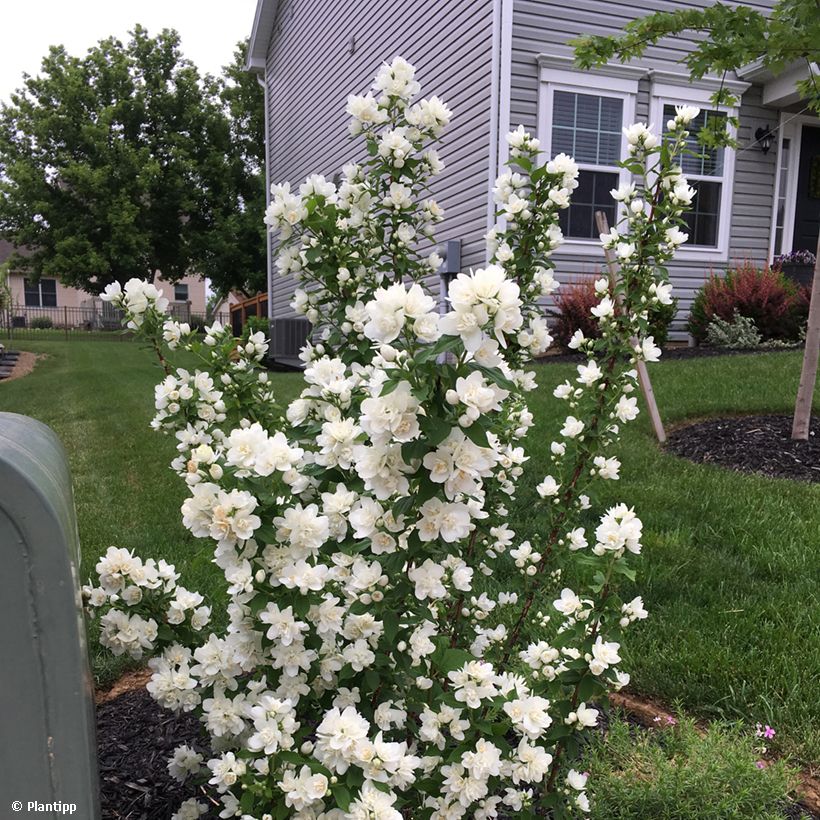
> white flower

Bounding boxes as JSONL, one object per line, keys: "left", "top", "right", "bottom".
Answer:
{"left": 553, "top": 588, "right": 582, "bottom": 616}
{"left": 674, "top": 104, "right": 700, "bottom": 125}
{"left": 671, "top": 179, "right": 696, "bottom": 205}
{"left": 206, "top": 751, "right": 246, "bottom": 793}
{"left": 589, "top": 637, "right": 621, "bottom": 675}
{"left": 574, "top": 702, "right": 599, "bottom": 728}
{"left": 576, "top": 360, "right": 603, "bottom": 386}
{"left": 567, "top": 769, "right": 588, "bottom": 790}
{"left": 560, "top": 416, "right": 585, "bottom": 438}
{"left": 171, "top": 798, "right": 208, "bottom": 820}
{"left": 503, "top": 696, "right": 553, "bottom": 739}
{"left": 167, "top": 745, "right": 204, "bottom": 783}
{"left": 536, "top": 475, "right": 560, "bottom": 498}
{"left": 594, "top": 503, "right": 643, "bottom": 555}
{"left": 664, "top": 226, "right": 689, "bottom": 247}
{"left": 593, "top": 455, "right": 620, "bottom": 481}
{"left": 639, "top": 335, "right": 662, "bottom": 362}
{"left": 568, "top": 329, "right": 585, "bottom": 350}
{"left": 314, "top": 706, "right": 370, "bottom": 774}
{"left": 591, "top": 296, "right": 615, "bottom": 320}
{"left": 614, "top": 394, "right": 639, "bottom": 423}
{"left": 622, "top": 122, "right": 659, "bottom": 149}
{"left": 279, "top": 766, "right": 329, "bottom": 811}
{"left": 653, "top": 281, "right": 674, "bottom": 305}
{"left": 408, "top": 559, "right": 447, "bottom": 600}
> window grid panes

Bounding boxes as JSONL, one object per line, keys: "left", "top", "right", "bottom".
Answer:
{"left": 774, "top": 138, "right": 791, "bottom": 256}
{"left": 661, "top": 104, "right": 728, "bottom": 247}
{"left": 23, "top": 278, "right": 57, "bottom": 307}
{"left": 553, "top": 91, "right": 623, "bottom": 166}
{"left": 558, "top": 171, "right": 619, "bottom": 240}
{"left": 662, "top": 104, "right": 725, "bottom": 177}
{"left": 551, "top": 91, "right": 623, "bottom": 239}
{"left": 681, "top": 181, "right": 721, "bottom": 248}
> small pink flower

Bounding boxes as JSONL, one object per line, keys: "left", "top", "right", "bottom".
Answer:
{"left": 665, "top": 716, "right": 677, "bottom": 726}
{"left": 763, "top": 725, "right": 775, "bottom": 739}
{"left": 755, "top": 760, "right": 766, "bottom": 770}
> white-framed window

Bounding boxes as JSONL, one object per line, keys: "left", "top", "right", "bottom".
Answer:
{"left": 649, "top": 74, "right": 746, "bottom": 261}
{"left": 174, "top": 282, "right": 189, "bottom": 302}
{"left": 537, "top": 60, "right": 640, "bottom": 254}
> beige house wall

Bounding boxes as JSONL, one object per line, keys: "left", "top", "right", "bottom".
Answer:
{"left": 7, "top": 272, "right": 206, "bottom": 315}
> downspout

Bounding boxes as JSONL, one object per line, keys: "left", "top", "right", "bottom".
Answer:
{"left": 486, "top": 0, "right": 503, "bottom": 249}
{"left": 256, "top": 73, "right": 274, "bottom": 355}
{"left": 486, "top": 0, "right": 514, "bottom": 256}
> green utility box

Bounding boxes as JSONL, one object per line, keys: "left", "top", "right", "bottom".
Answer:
{"left": 0, "top": 412, "right": 100, "bottom": 818}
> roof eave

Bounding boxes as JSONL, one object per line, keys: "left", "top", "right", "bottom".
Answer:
{"left": 245, "top": 0, "right": 279, "bottom": 74}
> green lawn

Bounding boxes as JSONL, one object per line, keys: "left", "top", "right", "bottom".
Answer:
{"left": 1, "top": 340, "right": 818, "bottom": 772}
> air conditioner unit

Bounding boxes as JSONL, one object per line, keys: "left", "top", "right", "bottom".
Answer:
{"left": 271, "top": 317, "right": 311, "bottom": 361}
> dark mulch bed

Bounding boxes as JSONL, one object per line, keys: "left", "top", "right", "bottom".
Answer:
{"left": 97, "top": 688, "right": 211, "bottom": 819}
{"left": 97, "top": 688, "right": 818, "bottom": 819}
{"left": 666, "top": 414, "right": 820, "bottom": 483}
{"left": 538, "top": 345, "right": 798, "bottom": 365}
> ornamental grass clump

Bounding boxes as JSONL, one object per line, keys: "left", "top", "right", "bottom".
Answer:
{"left": 88, "top": 58, "right": 696, "bottom": 819}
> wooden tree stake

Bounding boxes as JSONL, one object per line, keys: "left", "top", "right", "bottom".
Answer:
{"left": 791, "top": 236, "right": 820, "bottom": 440}
{"left": 595, "top": 211, "right": 667, "bottom": 444}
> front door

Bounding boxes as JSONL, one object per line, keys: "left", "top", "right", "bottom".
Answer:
{"left": 793, "top": 125, "right": 820, "bottom": 253}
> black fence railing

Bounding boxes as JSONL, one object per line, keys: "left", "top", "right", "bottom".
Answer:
{"left": 1, "top": 305, "right": 230, "bottom": 342}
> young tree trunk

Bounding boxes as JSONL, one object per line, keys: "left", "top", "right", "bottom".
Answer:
{"left": 791, "top": 236, "right": 820, "bottom": 440}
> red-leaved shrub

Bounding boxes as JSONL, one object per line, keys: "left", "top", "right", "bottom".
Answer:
{"left": 551, "top": 279, "right": 677, "bottom": 349}
{"left": 552, "top": 279, "right": 601, "bottom": 349}
{"left": 688, "top": 261, "right": 805, "bottom": 343}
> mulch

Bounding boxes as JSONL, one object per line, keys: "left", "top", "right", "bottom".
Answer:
{"left": 666, "top": 414, "right": 820, "bottom": 483}
{"left": 96, "top": 683, "right": 820, "bottom": 819}
{"left": 97, "top": 688, "right": 212, "bottom": 819}
{"left": 537, "top": 345, "right": 799, "bottom": 365}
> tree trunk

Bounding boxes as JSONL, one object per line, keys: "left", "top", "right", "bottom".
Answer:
{"left": 791, "top": 236, "right": 820, "bottom": 440}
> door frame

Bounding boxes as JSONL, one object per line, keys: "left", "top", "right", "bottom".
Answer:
{"left": 770, "top": 112, "right": 820, "bottom": 260}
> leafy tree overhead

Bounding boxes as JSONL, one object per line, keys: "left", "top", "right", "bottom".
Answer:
{"left": 572, "top": 0, "right": 820, "bottom": 146}
{"left": 0, "top": 27, "right": 266, "bottom": 296}
{"left": 206, "top": 39, "right": 267, "bottom": 298}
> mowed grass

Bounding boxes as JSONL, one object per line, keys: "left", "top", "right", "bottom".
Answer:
{"left": 1, "top": 341, "right": 818, "bottom": 768}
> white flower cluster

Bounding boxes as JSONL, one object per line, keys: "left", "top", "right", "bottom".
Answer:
{"left": 85, "top": 547, "right": 209, "bottom": 658}
{"left": 89, "top": 58, "right": 698, "bottom": 819}
{"left": 101, "top": 278, "right": 169, "bottom": 329}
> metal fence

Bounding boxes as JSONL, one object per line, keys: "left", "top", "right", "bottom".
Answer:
{"left": 1, "top": 304, "right": 230, "bottom": 342}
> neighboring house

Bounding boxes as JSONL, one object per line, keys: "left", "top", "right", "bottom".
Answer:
{"left": 246, "top": 0, "right": 819, "bottom": 349}
{"left": 210, "top": 290, "right": 245, "bottom": 318}
{"left": 0, "top": 240, "right": 208, "bottom": 322}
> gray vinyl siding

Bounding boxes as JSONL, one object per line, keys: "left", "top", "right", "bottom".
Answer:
{"left": 263, "top": 0, "right": 495, "bottom": 321}
{"left": 510, "top": 0, "right": 778, "bottom": 333}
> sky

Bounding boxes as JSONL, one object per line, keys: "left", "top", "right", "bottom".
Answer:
{"left": 0, "top": 0, "right": 259, "bottom": 105}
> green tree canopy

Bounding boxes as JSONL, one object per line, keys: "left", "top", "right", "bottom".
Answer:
{"left": 0, "top": 27, "right": 266, "bottom": 296}
{"left": 207, "top": 39, "right": 267, "bottom": 298}
{"left": 573, "top": 0, "right": 820, "bottom": 145}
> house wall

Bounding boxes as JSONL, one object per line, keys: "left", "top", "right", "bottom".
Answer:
{"left": 7, "top": 272, "right": 206, "bottom": 315}
{"left": 508, "top": 0, "right": 779, "bottom": 330}
{"left": 262, "top": 0, "right": 497, "bottom": 320}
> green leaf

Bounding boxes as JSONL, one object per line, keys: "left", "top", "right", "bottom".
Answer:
{"left": 462, "top": 423, "right": 489, "bottom": 448}
{"left": 392, "top": 494, "right": 416, "bottom": 519}
{"left": 401, "top": 439, "right": 428, "bottom": 463}
{"left": 379, "top": 378, "right": 401, "bottom": 397}
{"left": 333, "top": 785, "right": 352, "bottom": 811}
{"left": 421, "top": 416, "right": 451, "bottom": 447}
{"left": 469, "top": 361, "right": 517, "bottom": 392}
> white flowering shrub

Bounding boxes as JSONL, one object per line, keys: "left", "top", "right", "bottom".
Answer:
{"left": 89, "top": 58, "right": 698, "bottom": 819}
